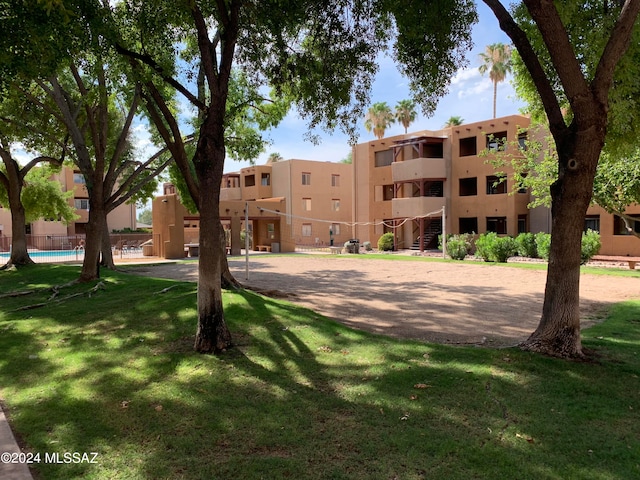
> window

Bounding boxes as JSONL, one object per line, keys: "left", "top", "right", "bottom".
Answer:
{"left": 383, "top": 185, "right": 394, "bottom": 201}
{"left": 459, "top": 177, "right": 477, "bottom": 196}
{"left": 584, "top": 215, "right": 600, "bottom": 233}
{"left": 613, "top": 215, "right": 639, "bottom": 235}
{"left": 486, "top": 130, "right": 508, "bottom": 152}
{"left": 331, "top": 174, "right": 340, "bottom": 187}
{"left": 518, "top": 131, "right": 528, "bottom": 151}
{"left": 261, "top": 173, "right": 270, "bottom": 186}
{"left": 302, "top": 172, "right": 311, "bottom": 185}
{"left": 267, "top": 223, "right": 275, "bottom": 239}
{"left": 459, "top": 217, "right": 478, "bottom": 234}
{"left": 244, "top": 174, "right": 255, "bottom": 187}
{"left": 331, "top": 223, "right": 341, "bottom": 236}
{"left": 332, "top": 199, "right": 340, "bottom": 212}
{"left": 486, "top": 175, "right": 507, "bottom": 195}
{"left": 374, "top": 149, "right": 393, "bottom": 167}
{"left": 74, "top": 199, "right": 89, "bottom": 210}
{"left": 423, "top": 143, "right": 444, "bottom": 158}
{"left": 517, "top": 173, "right": 528, "bottom": 194}
{"left": 486, "top": 217, "right": 507, "bottom": 234}
{"left": 302, "top": 198, "right": 311, "bottom": 211}
{"left": 518, "top": 215, "right": 528, "bottom": 234}
{"left": 459, "top": 136, "right": 477, "bottom": 156}
{"left": 302, "top": 224, "right": 312, "bottom": 237}
{"left": 73, "top": 173, "right": 86, "bottom": 184}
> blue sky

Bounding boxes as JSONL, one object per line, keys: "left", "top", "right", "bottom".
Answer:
{"left": 223, "top": 2, "right": 526, "bottom": 173}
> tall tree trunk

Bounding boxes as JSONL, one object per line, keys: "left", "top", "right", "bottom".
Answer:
{"left": 220, "top": 226, "right": 241, "bottom": 289}
{"left": 79, "top": 200, "right": 107, "bottom": 282}
{"left": 521, "top": 134, "right": 602, "bottom": 357}
{"left": 193, "top": 125, "right": 233, "bottom": 353}
{"left": 492, "top": 80, "right": 497, "bottom": 118}
{"left": 6, "top": 194, "right": 33, "bottom": 267}
{"left": 100, "top": 225, "right": 115, "bottom": 269}
{"left": 2, "top": 158, "right": 33, "bottom": 267}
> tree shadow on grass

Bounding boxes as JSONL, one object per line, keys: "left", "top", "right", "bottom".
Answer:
{"left": 1, "top": 266, "right": 639, "bottom": 479}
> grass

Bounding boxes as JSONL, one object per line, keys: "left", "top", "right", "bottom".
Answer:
{"left": 0, "top": 263, "right": 639, "bottom": 479}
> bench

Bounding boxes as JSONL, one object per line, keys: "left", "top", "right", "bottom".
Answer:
{"left": 185, "top": 243, "right": 199, "bottom": 257}
{"left": 330, "top": 246, "right": 342, "bottom": 255}
{"left": 255, "top": 245, "right": 272, "bottom": 252}
{"left": 591, "top": 255, "right": 640, "bottom": 269}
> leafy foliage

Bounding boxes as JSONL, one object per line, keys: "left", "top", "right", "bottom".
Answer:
{"left": 364, "top": 102, "right": 395, "bottom": 139}
{"left": 475, "top": 232, "right": 517, "bottom": 263}
{"left": 377, "top": 232, "right": 394, "bottom": 251}
{"left": 394, "top": 99, "right": 417, "bottom": 133}
{"left": 478, "top": 42, "right": 512, "bottom": 118}
{"left": 441, "top": 233, "right": 472, "bottom": 260}
{"left": 581, "top": 229, "right": 601, "bottom": 264}
{"left": 515, "top": 232, "right": 538, "bottom": 258}
{"left": 535, "top": 232, "right": 551, "bottom": 260}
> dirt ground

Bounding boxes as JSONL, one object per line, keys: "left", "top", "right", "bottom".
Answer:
{"left": 128, "top": 254, "right": 640, "bottom": 347}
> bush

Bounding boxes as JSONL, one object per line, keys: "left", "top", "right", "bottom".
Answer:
{"left": 475, "top": 233, "right": 517, "bottom": 263}
{"left": 492, "top": 236, "right": 518, "bottom": 263}
{"left": 515, "top": 232, "right": 538, "bottom": 258}
{"left": 377, "top": 232, "right": 394, "bottom": 251}
{"left": 474, "top": 232, "right": 498, "bottom": 262}
{"left": 535, "top": 232, "right": 551, "bottom": 260}
{"left": 363, "top": 241, "right": 372, "bottom": 251}
{"left": 581, "top": 229, "right": 601, "bottom": 264}
{"left": 443, "top": 233, "right": 472, "bottom": 260}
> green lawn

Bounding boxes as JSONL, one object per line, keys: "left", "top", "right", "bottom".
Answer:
{"left": 0, "top": 263, "right": 639, "bottom": 479}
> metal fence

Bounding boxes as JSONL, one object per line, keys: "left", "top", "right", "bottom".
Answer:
{"left": 0, "top": 233, "right": 153, "bottom": 263}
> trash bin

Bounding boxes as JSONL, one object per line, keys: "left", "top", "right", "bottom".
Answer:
{"left": 345, "top": 239, "right": 360, "bottom": 254}
{"left": 271, "top": 242, "right": 280, "bottom": 253}
{"left": 142, "top": 244, "right": 153, "bottom": 256}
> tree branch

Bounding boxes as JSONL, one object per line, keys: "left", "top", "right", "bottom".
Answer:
{"left": 114, "top": 43, "right": 207, "bottom": 111}
{"left": 483, "top": 0, "right": 567, "bottom": 140}
{"left": 592, "top": 0, "right": 640, "bottom": 104}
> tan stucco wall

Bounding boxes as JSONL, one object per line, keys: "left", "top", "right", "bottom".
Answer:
{"left": 272, "top": 159, "right": 353, "bottom": 245}
{"left": 353, "top": 116, "right": 531, "bottom": 248}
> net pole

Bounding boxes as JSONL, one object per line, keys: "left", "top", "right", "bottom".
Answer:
{"left": 245, "top": 202, "right": 249, "bottom": 280}
{"left": 442, "top": 205, "right": 446, "bottom": 259}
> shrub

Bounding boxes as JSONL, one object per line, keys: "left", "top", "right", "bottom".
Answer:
{"left": 492, "top": 236, "right": 518, "bottom": 263}
{"left": 515, "top": 232, "right": 538, "bottom": 258}
{"left": 581, "top": 229, "right": 601, "bottom": 264}
{"left": 377, "top": 232, "right": 394, "bottom": 251}
{"left": 474, "top": 233, "right": 517, "bottom": 263}
{"left": 535, "top": 232, "right": 551, "bottom": 260}
{"left": 363, "top": 241, "right": 372, "bottom": 251}
{"left": 474, "top": 232, "right": 498, "bottom": 262}
{"left": 443, "top": 233, "right": 472, "bottom": 260}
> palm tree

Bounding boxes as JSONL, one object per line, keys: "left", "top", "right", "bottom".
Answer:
{"left": 266, "top": 152, "right": 283, "bottom": 164}
{"left": 364, "top": 102, "right": 395, "bottom": 139}
{"left": 443, "top": 116, "right": 464, "bottom": 127}
{"left": 478, "top": 43, "right": 512, "bottom": 118}
{"left": 394, "top": 99, "right": 417, "bottom": 133}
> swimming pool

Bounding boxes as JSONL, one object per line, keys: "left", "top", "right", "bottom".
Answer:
{"left": 0, "top": 249, "right": 86, "bottom": 263}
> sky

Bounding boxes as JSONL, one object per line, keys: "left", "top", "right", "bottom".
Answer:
{"left": 222, "top": 2, "right": 526, "bottom": 173}
{"left": 14, "top": 3, "right": 525, "bottom": 182}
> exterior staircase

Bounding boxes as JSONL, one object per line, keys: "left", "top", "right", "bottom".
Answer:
{"left": 411, "top": 220, "right": 442, "bottom": 250}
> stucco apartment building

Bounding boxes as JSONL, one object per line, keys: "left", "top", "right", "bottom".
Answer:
{"left": 353, "top": 114, "right": 530, "bottom": 250}
{"left": 353, "top": 113, "right": 640, "bottom": 256}
{"left": 152, "top": 159, "right": 353, "bottom": 257}
{"left": 0, "top": 166, "right": 136, "bottom": 249}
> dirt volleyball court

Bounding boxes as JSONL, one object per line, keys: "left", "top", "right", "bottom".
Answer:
{"left": 131, "top": 254, "right": 640, "bottom": 346}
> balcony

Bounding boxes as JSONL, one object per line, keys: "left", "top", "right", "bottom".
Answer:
{"left": 392, "top": 157, "right": 446, "bottom": 183}
{"left": 220, "top": 187, "right": 242, "bottom": 201}
{"left": 391, "top": 197, "right": 445, "bottom": 219}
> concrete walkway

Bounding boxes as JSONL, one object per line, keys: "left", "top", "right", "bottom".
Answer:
{"left": 0, "top": 404, "right": 33, "bottom": 480}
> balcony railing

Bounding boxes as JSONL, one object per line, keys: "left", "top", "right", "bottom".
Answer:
{"left": 391, "top": 197, "right": 445, "bottom": 219}
{"left": 391, "top": 157, "right": 446, "bottom": 183}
